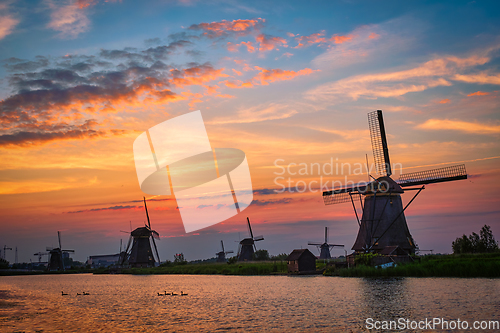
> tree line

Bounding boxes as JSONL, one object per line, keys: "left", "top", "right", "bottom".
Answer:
{"left": 452, "top": 225, "right": 498, "bottom": 254}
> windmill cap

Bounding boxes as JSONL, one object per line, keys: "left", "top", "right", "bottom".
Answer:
{"left": 131, "top": 226, "right": 155, "bottom": 237}
{"left": 372, "top": 176, "right": 404, "bottom": 193}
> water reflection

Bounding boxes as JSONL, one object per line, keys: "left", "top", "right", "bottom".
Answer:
{"left": 0, "top": 275, "right": 498, "bottom": 332}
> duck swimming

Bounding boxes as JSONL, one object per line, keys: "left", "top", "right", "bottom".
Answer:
{"left": 61, "top": 291, "right": 68, "bottom": 296}
{"left": 181, "top": 291, "right": 188, "bottom": 296}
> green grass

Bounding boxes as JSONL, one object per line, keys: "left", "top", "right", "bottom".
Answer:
{"left": 94, "top": 261, "right": 289, "bottom": 276}
{"left": 324, "top": 253, "right": 500, "bottom": 278}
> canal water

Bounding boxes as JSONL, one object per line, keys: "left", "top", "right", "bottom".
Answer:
{"left": 0, "top": 274, "right": 499, "bottom": 332}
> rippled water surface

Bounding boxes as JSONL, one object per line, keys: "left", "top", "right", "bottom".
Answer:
{"left": 0, "top": 274, "right": 499, "bottom": 332}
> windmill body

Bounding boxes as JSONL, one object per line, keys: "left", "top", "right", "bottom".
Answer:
{"left": 352, "top": 177, "right": 415, "bottom": 252}
{"left": 121, "top": 197, "right": 161, "bottom": 268}
{"left": 323, "top": 110, "right": 467, "bottom": 256}
{"left": 308, "top": 227, "right": 344, "bottom": 259}
{"left": 238, "top": 217, "right": 264, "bottom": 261}
{"left": 47, "top": 231, "right": 74, "bottom": 271}
{"left": 128, "top": 227, "right": 156, "bottom": 267}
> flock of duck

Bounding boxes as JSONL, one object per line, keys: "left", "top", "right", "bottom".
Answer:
{"left": 61, "top": 291, "right": 90, "bottom": 296}
{"left": 157, "top": 291, "right": 188, "bottom": 296}
{"left": 61, "top": 291, "right": 187, "bottom": 296}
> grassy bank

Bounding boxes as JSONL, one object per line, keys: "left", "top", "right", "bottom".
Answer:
{"left": 94, "top": 261, "right": 290, "bottom": 275}
{"left": 325, "top": 253, "right": 500, "bottom": 278}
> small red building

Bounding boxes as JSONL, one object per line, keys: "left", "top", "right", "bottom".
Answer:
{"left": 286, "top": 249, "right": 317, "bottom": 273}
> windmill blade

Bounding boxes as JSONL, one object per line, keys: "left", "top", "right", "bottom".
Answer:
{"left": 226, "top": 250, "right": 234, "bottom": 254}
{"left": 368, "top": 110, "right": 392, "bottom": 177}
{"left": 253, "top": 236, "right": 264, "bottom": 241}
{"left": 143, "top": 197, "right": 151, "bottom": 229}
{"left": 151, "top": 230, "right": 160, "bottom": 240}
{"left": 57, "top": 231, "right": 62, "bottom": 249}
{"left": 221, "top": 240, "right": 225, "bottom": 253}
{"left": 308, "top": 242, "right": 323, "bottom": 246}
{"left": 324, "top": 227, "right": 328, "bottom": 243}
{"left": 151, "top": 237, "right": 160, "bottom": 265}
{"left": 327, "top": 244, "right": 344, "bottom": 248}
{"left": 323, "top": 191, "right": 357, "bottom": 205}
{"left": 247, "top": 217, "right": 254, "bottom": 239}
{"left": 62, "top": 250, "right": 75, "bottom": 253}
{"left": 120, "top": 235, "right": 132, "bottom": 265}
{"left": 397, "top": 164, "right": 467, "bottom": 187}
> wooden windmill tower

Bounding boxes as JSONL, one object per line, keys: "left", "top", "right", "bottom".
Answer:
{"left": 47, "top": 231, "right": 74, "bottom": 271}
{"left": 216, "top": 240, "right": 234, "bottom": 262}
{"left": 308, "top": 227, "right": 344, "bottom": 259}
{"left": 120, "top": 197, "right": 161, "bottom": 267}
{"left": 323, "top": 110, "right": 467, "bottom": 255}
{"left": 237, "top": 217, "right": 264, "bottom": 261}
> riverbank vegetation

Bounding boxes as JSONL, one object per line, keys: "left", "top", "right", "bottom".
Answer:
{"left": 324, "top": 253, "right": 500, "bottom": 278}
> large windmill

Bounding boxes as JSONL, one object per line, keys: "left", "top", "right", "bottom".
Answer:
{"left": 308, "top": 227, "right": 344, "bottom": 259}
{"left": 238, "top": 217, "right": 264, "bottom": 261}
{"left": 120, "top": 197, "right": 161, "bottom": 267}
{"left": 47, "top": 231, "right": 74, "bottom": 271}
{"left": 216, "top": 240, "right": 234, "bottom": 262}
{"left": 323, "top": 110, "right": 467, "bottom": 255}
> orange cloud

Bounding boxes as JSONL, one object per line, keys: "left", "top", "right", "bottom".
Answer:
{"left": 438, "top": 99, "right": 451, "bottom": 104}
{"left": 76, "top": 0, "right": 98, "bottom": 9}
{"left": 256, "top": 34, "right": 287, "bottom": 52}
{"left": 468, "top": 91, "right": 491, "bottom": 97}
{"left": 252, "top": 68, "right": 318, "bottom": 85}
{"left": 329, "top": 34, "right": 352, "bottom": 44}
{"left": 189, "top": 18, "right": 264, "bottom": 38}
{"left": 221, "top": 80, "right": 254, "bottom": 89}
{"left": 220, "top": 67, "right": 318, "bottom": 89}
{"left": 227, "top": 41, "right": 255, "bottom": 53}
{"left": 170, "top": 64, "right": 229, "bottom": 87}
{"left": 453, "top": 72, "right": 500, "bottom": 84}
{"left": 417, "top": 119, "right": 500, "bottom": 135}
{"left": 294, "top": 32, "right": 326, "bottom": 48}
{"left": 368, "top": 32, "right": 380, "bottom": 39}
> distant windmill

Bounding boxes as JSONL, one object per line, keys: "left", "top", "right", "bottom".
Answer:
{"left": 237, "top": 217, "right": 264, "bottom": 261}
{"left": 2, "top": 246, "right": 12, "bottom": 260}
{"left": 216, "top": 240, "right": 234, "bottom": 262}
{"left": 47, "top": 231, "right": 74, "bottom": 271}
{"left": 308, "top": 227, "right": 344, "bottom": 259}
{"left": 120, "top": 197, "right": 160, "bottom": 267}
{"left": 323, "top": 110, "right": 467, "bottom": 255}
{"left": 34, "top": 252, "right": 49, "bottom": 263}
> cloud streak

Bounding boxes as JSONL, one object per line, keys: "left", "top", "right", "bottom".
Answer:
{"left": 417, "top": 119, "right": 500, "bottom": 135}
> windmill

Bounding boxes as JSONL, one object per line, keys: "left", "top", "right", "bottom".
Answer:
{"left": 120, "top": 197, "right": 161, "bottom": 267}
{"left": 34, "top": 252, "right": 49, "bottom": 263}
{"left": 308, "top": 227, "right": 344, "bottom": 259}
{"left": 47, "top": 231, "right": 74, "bottom": 271}
{"left": 322, "top": 110, "right": 467, "bottom": 255}
{"left": 237, "top": 217, "right": 264, "bottom": 261}
{"left": 216, "top": 240, "right": 234, "bottom": 262}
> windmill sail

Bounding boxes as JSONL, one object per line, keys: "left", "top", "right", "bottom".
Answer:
{"left": 397, "top": 164, "right": 467, "bottom": 187}
{"left": 368, "top": 110, "right": 391, "bottom": 177}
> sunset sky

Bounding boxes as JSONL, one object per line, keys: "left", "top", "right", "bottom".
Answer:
{"left": 0, "top": 0, "right": 499, "bottom": 263}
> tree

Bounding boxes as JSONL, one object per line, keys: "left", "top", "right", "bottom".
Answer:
{"left": 253, "top": 249, "right": 269, "bottom": 261}
{"left": 452, "top": 235, "right": 473, "bottom": 254}
{"left": 0, "top": 257, "right": 9, "bottom": 269}
{"left": 174, "top": 253, "right": 187, "bottom": 265}
{"left": 480, "top": 225, "right": 499, "bottom": 252}
{"left": 452, "top": 225, "right": 498, "bottom": 254}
